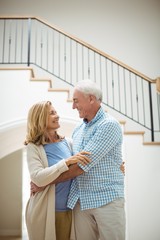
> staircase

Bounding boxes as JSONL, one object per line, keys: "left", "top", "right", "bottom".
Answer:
{"left": 0, "top": 16, "right": 160, "bottom": 142}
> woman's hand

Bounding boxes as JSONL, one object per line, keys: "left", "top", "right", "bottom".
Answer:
{"left": 65, "top": 151, "right": 91, "bottom": 166}
{"left": 30, "top": 181, "right": 45, "bottom": 196}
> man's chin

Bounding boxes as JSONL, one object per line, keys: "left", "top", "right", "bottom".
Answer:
{"left": 78, "top": 113, "right": 83, "bottom": 118}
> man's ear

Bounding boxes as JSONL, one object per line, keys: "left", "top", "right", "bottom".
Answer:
{"left": 89, "top": 95, "right": 96, "bottom": 104}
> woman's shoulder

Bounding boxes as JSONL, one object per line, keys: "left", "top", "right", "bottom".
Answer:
{"left": 26, "top": 142, "right": 44, "bottom": 152}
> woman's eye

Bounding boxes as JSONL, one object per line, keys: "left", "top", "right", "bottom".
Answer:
{"left": 49, "top": 111, "right": 57, "bottom": 115}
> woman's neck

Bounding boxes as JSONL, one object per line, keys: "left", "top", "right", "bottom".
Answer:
{"left": 47, "top": 131, "right": 59, "bottom": 142}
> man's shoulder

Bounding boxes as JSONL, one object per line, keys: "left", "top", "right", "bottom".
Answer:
{"left": 99, "top": 113, "right": 121, "bottom": 130}
{"left": 104, "top": 112, "right": 119, "bottom": 123}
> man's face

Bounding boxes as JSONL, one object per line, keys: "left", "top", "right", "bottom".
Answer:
{"left": 72, "top": 89, "right": 91, "bottom": 119}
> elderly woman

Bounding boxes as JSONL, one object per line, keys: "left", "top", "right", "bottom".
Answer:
{"left": 24, "top": 100, "right": 90, "bottom": 240}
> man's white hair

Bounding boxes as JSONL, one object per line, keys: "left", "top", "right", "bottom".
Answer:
{"left": 75, "top": 79, "right": 102, "bottom": 102}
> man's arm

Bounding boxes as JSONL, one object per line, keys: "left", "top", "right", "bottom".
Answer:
{"left": 52, "top": 164, "right": 84, "bottom": 184}
{"left": 31, "top": 161, "right": 125, "bottom": 194}
{"left": 31, "top": 164, "right": 84, "bottom": 195}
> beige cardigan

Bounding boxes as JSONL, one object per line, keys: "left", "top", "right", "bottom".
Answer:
{"left": 25, "top": 141, "right": 75, "bottom": 240}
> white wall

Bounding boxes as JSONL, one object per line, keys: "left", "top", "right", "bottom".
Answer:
{"left": 0, "top": 150, "right": 22, "bottom": 236}
{"left": 124, "top": 133, "right": 160, "bottom": 240}
{"left": 0, "top": 0, "right": 160, "bottom": 79}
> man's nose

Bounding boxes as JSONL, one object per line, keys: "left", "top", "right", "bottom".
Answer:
{"left": 72, "top": 102, "right": 75, "bottom": 109}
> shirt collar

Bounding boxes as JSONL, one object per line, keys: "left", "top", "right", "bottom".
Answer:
{"left": 83, "top": 107, "right": 105, "bottom": 125}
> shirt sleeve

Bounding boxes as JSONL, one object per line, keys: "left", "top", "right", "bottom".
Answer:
{"left": 78, "top": 119, "right": 123, "bottom": 172}
{"left": 66, "top": 137, "right": 73, "bottom": 154}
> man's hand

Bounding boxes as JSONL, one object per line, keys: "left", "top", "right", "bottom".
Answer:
{"left": 30, "top": 181, "right": 46, "bottom": 196}
{"left": 120, "top": 161, "right": 125, "bottom": 175}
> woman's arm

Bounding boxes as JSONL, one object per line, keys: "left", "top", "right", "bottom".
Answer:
{"left": 30, "top": 163, "right": 84, "bottom": 195}
{"left": 27, "top": 143, "right": 90, "bottom": 187}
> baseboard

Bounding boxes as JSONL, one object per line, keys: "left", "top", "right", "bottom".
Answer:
{"left": 0, "top": 229, "right": 21, "bottom": 237}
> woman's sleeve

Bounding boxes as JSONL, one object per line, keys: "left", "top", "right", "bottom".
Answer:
{"left": 26, "top": 144, "right": 69, "bottom": 187}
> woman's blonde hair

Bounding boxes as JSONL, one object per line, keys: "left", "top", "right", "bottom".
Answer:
{"left": 24, "top": 101, "right": 61, "bottom": 145}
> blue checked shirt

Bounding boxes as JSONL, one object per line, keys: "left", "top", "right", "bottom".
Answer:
{"left": 67, "top": 107, "right": 124, "bottom": 210}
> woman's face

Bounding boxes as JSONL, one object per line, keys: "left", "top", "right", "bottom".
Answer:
{"left": 47, "top": 105, "right": 60, "bottom": 131}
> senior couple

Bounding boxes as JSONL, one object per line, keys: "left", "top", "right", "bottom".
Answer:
{"left": 25, "top": 79, "right": 126, "bottom": 240}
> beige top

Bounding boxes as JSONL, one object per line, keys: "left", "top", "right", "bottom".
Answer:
{"left": 25, "top": 140, "right": 75, "bottom": 240}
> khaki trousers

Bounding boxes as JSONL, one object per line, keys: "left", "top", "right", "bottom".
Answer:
{"left": 55, "top": 210, "right": 72, "bottom": 240}
{"left": 73, "top": 199, "right": 126, "bottom": 240}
